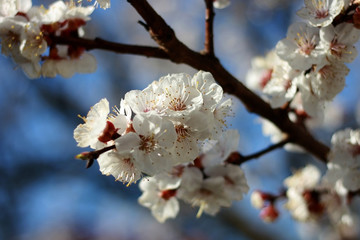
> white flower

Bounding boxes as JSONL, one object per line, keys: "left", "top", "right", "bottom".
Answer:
{"left": 323, "top": 191, "right": 355, "bottom": 229}
{"left": 297, "top": 0, "right": 344, "bottom": 27}
{"left": 329, "top": 128, "right": 360, "bottom": 168}
{"left": 324, "top": 129, "right": 360, "bottom": 191}
{"left": 303, "top": 61, "right": 349, "bottom": 101}
{"left": 73, "top": 98, "right": 110, "bottom": 149}
{"left": 276, "top": 22, "right": 324, "bottom": 71}
{"left": 245, "top": 50, "right": 278, "bottom": 91}
{"left": 153, "top": 170, "right": 182, "bottom": 190}
{"left": 202, "top": 129, "right": 240, "bottom": 168}
{"left": 28, "top": 1, "right": 94, "bottom": 24}
{"left": 286, "top": 188, "right": 314, "bottom": 221}
{"left": 213, "top": 0, "right": 230, "bottom": 9}
{"left": 261, "top": 118, "right": 287, "bottom": 143}
{"left": 110, "top": 99, "right": 131, "bottom": 136}
{"left": 191, "top": 70, "right": 223, "bottom": 112}
{"left": 97, "top": 151, "right": 142, "bottom": 185}
{"left": 115, "top": 114, "right": 177, "bottom": 175}
{"left": 177, "top": 167, "right": 231, "bottom": 217}
{"left": 210, "top": 97, "right": 233, "bottom": 138}
{"left": 284, "top": 165, "right": 321, "bottom": 190}
{"left": 172, "top": 111, "right": 210, "bottom": 164}
{"left": 263, "top": 58, "right": 300, "bottom": 108}
{"left": 0, "top": 16, "right": 42, "bottom": 78}
{"left": 0, "top": 0, "right": 32, "bottom": 19}
{"left": 204, "top": 164, "right": 249, "bottom": 201}
{"left": 138, "top": 177, "right": 179, "bottom": 223}
{"left": 41, "top": 52, "right": 97, "bottom": 78}
{"left": 319, "top": 23, "right": 360, "bottom": 63}
{"left": 124, "top": 86, "right": 161, "bottom": 116}
{"left": 19, "top": 22, "right": 47, "bottom": 61}
{"left": 158, "top": 73, "right": 203, "bottom": 120}
{"left": 284, "top": 165, "right": 323, "bottom": 221}
{"left": 297, "top": 76, "right": 327, "bottom": 117}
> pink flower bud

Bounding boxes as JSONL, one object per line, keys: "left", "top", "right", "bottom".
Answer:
{"left": 260, "top": 204, "right": 279, "bottom": 223}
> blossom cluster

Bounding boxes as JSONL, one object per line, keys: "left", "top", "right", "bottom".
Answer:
{"left": 244, "top": 1, "right": 360, "bottom": 232}
{"left": 247, "top": 0, "right": 360, "bottom": 116}
{"left": 73, "top": 71, "right": 249, "bottom": 222}
{"left": 246, "top": 0, "right": 360, "bottom": 147}
{"left": 251, "top": 164, "right": 356, "bottom": 231}
{"left": 251, "top": 126, "right": 360, "bottom": 229}
{"left": 0, "top": 0, "right": 96, "bottom": 78}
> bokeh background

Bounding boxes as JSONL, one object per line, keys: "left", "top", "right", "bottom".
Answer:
{"left": 1, "top": 0, "right": 360, "bottom": 239}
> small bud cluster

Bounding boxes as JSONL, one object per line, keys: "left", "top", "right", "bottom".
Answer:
{"left": 74, "top": 71, "right": 249, "bottom": 222}
{"left": 250, "top": 190, "right": 282, "bottom": 222}
{"left": 0, "top": 0, "right": 97, "bottom": 78}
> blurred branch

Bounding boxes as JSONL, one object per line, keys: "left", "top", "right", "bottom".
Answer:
{"left": 51, "top": 0, "right": 330, "bottom": 162}
{"left": 219, "top": 209, "right": 282, "bottom": 240}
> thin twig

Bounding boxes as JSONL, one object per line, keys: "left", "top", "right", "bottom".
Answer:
{"left": 203, "top": 0, "right": 215, "bottom": 56}
{"left": 240, "top": 138, "right": 291, "bottom": 162}
{"left": 50, "top": 35, "right": 169, "bottom": 59}
{"left": 226, "top": 138, "right": 291, "bottom": 165}
{"left": 76, "top": 145, "right": 116, "bottom": 168}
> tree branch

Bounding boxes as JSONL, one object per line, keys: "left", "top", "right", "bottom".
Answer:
{"left": 203, "top": 0, "right": 215, "bottom": 56}
{"left": 50, "top": 35, "right": 170, "bottom": 59}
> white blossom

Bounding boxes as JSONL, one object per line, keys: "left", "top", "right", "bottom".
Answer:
{"left": 73, "top": 98, "right": 110, "bottom": 149}
{"left": 210, "top": 97, "right": 233, "bottom": 138}
{"left": 138, "top": 177, "right": 179, "bottom": 223}
{"left": 177, "top": 167, "right": 231, "bottom": 217}
{"left": 115, "top": 114, "right": 177, "bottom": 175}
{"left": 245, "top": 50, "right": 278, "bottom": 91}
{"left": 191, "top": 70, "right": 223, "bottom": 112}
{"left": 97, "top": 151, "right": 142, "bottom": 185}
{"left": 304, "top": 61, "right": 349, "bottom": 101}
{"left": 284, "top": 165, "right": 321, "bottom": 190}
{"left": 319, "top": 23, "right": 360, "bottom": 63}
{"left": 263, "top": 58, "right": 300, "bottom": 108}
{"left": 324, "top": 129, "right": 360, "bottom": 191}
{"left": 172, "top": 111, "right": 210, "bottom": 163}
{"left": 41, "top": 52, "right": 97, "bottom": 78}
{"left": 284, "top": 165, "right": 323, "bottom": 221}
{"left": 158, "top": 73, "right": 203, "bottom": 120}
{"left": 202, "top": 129, "right": 240, "bottom": 167}
{"left": 276, "top": 22, "right": 324, "bottom": 71}
{"left": 297, "top": 0, "right": 344, "bottom": 27}
{"left": 204, "top": 164, "right": 249, "bottom": 201}
{"left": 0, "top": 0, "right": 32, "bottom": 19}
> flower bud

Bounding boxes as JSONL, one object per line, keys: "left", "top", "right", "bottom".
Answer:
{"left": 75, "top": 152, "right": 91, "bottom": 160}
{"left": 260, "top": 204, "right": 279, "bottom": 223}
{"left": 251, "top": 190, "right": 266, "bottom": 209}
